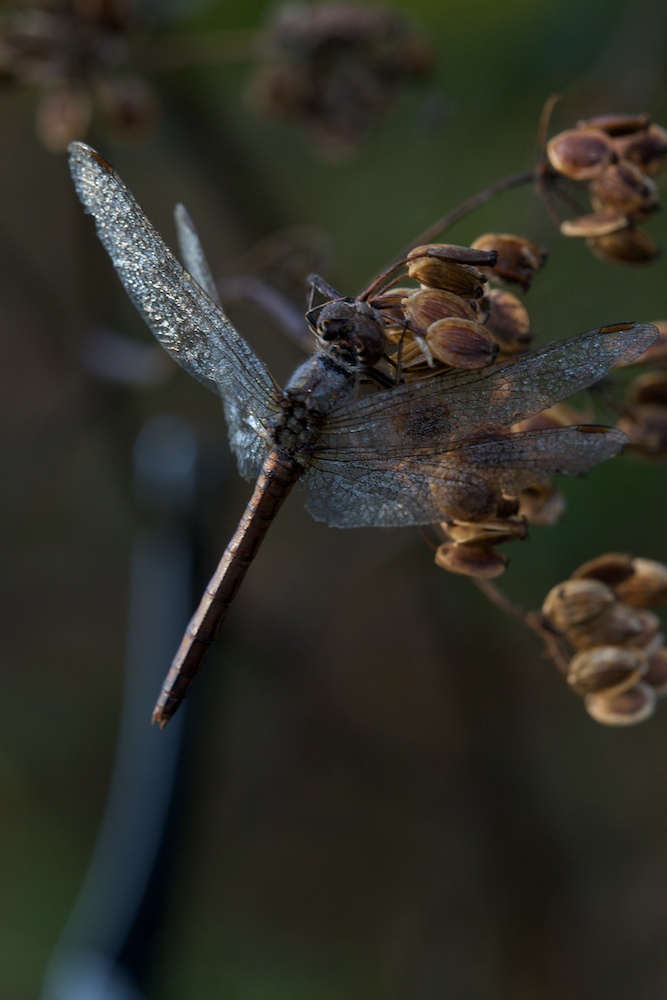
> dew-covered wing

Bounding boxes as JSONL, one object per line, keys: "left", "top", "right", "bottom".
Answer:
{"left": 302, "top": 425, "right": 627, "bottom": 527}
{"left": 68, "top": 142, "right": 279, "bottom": 477}
{"left": 319, "top": 322, "right": 657, "bottom": 458}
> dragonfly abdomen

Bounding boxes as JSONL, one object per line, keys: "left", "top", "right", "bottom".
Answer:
{"left": 152, "top": 451, "right": 302, "bottom": 727}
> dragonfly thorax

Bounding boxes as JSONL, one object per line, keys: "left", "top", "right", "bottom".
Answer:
{"left": 272, "top": 353, "right": 357, "bottom": 460}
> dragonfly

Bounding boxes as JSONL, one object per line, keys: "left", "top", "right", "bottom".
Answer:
{"left": 68, "top": 141, "right": 657, "bottom": 728}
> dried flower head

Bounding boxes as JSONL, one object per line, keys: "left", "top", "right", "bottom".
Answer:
{"left": 0, "top": 0, "right": 156, "bottom": 150}
{"left": 542, "top": 111, "right": 666, "bottom": 264}
{"left": 247, "top": 2, "right": 433, "bottom": 155}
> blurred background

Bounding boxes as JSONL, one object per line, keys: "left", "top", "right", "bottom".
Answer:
{"left": 2, "top": 0, "right": 667, "bottom": 997}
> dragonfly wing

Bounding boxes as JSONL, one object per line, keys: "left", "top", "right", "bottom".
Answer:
{"left": 174, "top": 203, "right": 222, "bottom": 307}
{"left": 302, "top": 425, "right": 627, "bottom": 527}
{"left": 322, "top": 322, "right": 657, "bottom": 453}
{"left": 68, "top": 143, "right": 280, "bottom": 461}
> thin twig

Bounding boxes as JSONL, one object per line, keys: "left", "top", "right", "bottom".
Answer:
{"left": 404, "top": 168, "right": 537, "bottom": 252}
{"left": 473, "top": 577, "right": 570, "bottom": 676}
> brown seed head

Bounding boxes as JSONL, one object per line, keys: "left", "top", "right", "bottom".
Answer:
{"left": 577, "top": 113, "right": 651, "bottom": 137}
{"left": 546, "top": 127, "right": 616, "bottom": 181}
{"left": 406, "top": 243, "right": 499, "bottom": 267}
{"left": 434, "top": 541, "right": 508, "bottom": 579}
{"left": 542, "top": 579, "right": 616, "bottom": 630}
{"left": 644, "top": 648, "right": 667, "bottom": 694}
{"left": 406, "top": 256, "right": 487, "bottom": 298}
{"left": 444, "top": 516, "right": 527, "bottom": 547}
{"left": 617, "top": 404, "right": 667, "bottom": 456}
{"left": 589, "top": 160, "right": 659, "bottom": 220}
{"left": 571, "top": 552, "right": 635, "bottom": 588}
{"left": 612, "top": 123, "right": 667, "bottom": 176}
{"left": 517, "top": 483, "right": 566, "bottom": 526}
{"left": 402, "top": 287, "right": 476, "bottom": 329}
{"left": 613, "top": 558, "right": 667, "bottom": 607}
{"left": 568, "top": 645, "right": 647, "bottom": 697}
{"left": 425, "top": 317, "right": 499, "bottom": 369}
{"left": 587, "top": 227, "right": 660, "bottom": 264}
{"left": 471, "top": 234, "right": 547, "bottom": 290}
{"left": 560, "top": 210, "right": 628, "bottom": 238}
{"left": 567, "top": 603, "right": 661, "bottom": 651}
{"left": 480, "top": 288, "right": 531, "bottom": 354}
{"left": 584, "top": 682, "right": 657, "bottom": 726}
{"left": 627, "top": 372, "right": 667, "bottom": 407}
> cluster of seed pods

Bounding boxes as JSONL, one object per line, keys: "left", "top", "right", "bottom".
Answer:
{"left": 542, "top": 554, "right": 667, "bottom": 725}
{"left": 545, "top": 112, "right": 667, "bottom": 263}
{"left": 613, "top": 321, "right": 667, "bottom": 458}
{"left": 369, "top": 237, "right": 558, "bottom": 579}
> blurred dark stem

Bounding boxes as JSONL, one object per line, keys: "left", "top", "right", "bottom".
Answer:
{"left": 474, "top": 577, "right": 570, "bottom": 676}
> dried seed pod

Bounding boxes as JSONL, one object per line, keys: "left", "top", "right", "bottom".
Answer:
{"left": 518, "top": 483, "right": 566, "bottom": 526}
{"left": 403, "top": 287, "right": 476, "bottom": 329}
{"left": 434, "top": 541, "right": 508, "bottom": 578}
{"left": 584, "top": 682, "right": 657, "bottom": 726}
{"left": 546, "top": 127, "right": 616, "bottom": 180}
{"left": 627, "top": 372, "right": 667, "bottom": 406}
{"left": 612, "top": 123, "right": 667, "bottom": 176}
{"left": 425, "top": 317, "right": 499, "bottom": 369}
{"left": 614, "top": 558, "right": 667, "bottom": 607}
{"left": 587, "top": 228, "right": 660, "bottom": 264}
{"left": 644, "top": 648, "right": 667, "bottom": 694}
{"left": 617, "top": 404, "right": 667, "bottom": 456}
{"left": 578, "top": 112, "right": 651, "bottom": 137}
{"left": 481, "top": 288, "right": 531, "bottom": 353}
{"left": 590, "top": 160, "right": 659, "bottom": 220}
{"left": 471, "top": 234, "right": 547, "bottom": 290}
{"left": 445, "top": 516, "right": 527, "bottom": 547}
{"left": 542, "top": 579, "right": 616, "bottom": 630}
{"left": 560, "top": 211, "right": 628, "bottom": 238}
{"left": 407, "top": 243, "right": 499, "bottom": 267}
{"left": 571, "top": 553, "right": 635, "bottom": 588}
{"left": 567, "top": 603, "right": 660, "bottom": 650}
{"left": 568, "top": 645, "right": 647, "bottom": 696}
{"left": 406, "top": 256, "right": 487, "bottom": 298}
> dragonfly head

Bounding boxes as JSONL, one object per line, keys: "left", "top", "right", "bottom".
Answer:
{"left": 315, "top": 297, "right": 386, "bottom": 368}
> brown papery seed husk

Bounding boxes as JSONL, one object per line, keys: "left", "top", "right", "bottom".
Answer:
{"left": 617, "top": 405, "right": 667, "bottom": 456}
{"left": 482, "top": 288, "right": 531, "bottom": 352}
{"left": 406, "top": 257, "right": 486, "bottom": 297}
{"left": 560, "top": 211, "right": 628, "bottom": 238}
{"left": 584, "top": 682, "right": 656, "bottom": 726}
{"left": 613, "top": 124, "right": 667, "bottom": 176}
{"left": 590, "top": 160, "right": 659, "bottom": 218}
{"left": 587, "top": 228, "right": 660, "bottom": 264}
{"left": 578, "top": 113, "right": 651, "bottom": 137}
{"left": 614, "top": 558, "right": 667, "bottom": 607}
{"left": 403, "top": 287, "right": 476, "bottom": 329}
{"left": 546, "top": 128, "right": 615, "bottom": 180}
{"left": 542, "top": 579, "right": 616, "bottom": 630}
{"left": 518, "top": 483, "right": 566, "bottom": 526}
{"left": 566, "top": 603, "right": 659, "bottom": 650}
{"left": 571, "top": 552, "right": 635, "bottom": 588}
{"left": 444, "top": 516, "right": 527, "bottom": 547}
{"left": 644, "top": 648, "right": 667, "bottom": 694}
{"left": 568, "top": 645, "right": 647, "bottom": 696}
{"left": 425, "top": 317, "right": 498, "bottom": 369}
{"left": 434, "top": 541, "right": 508, "bottom": 578}
{"left": 471, "top": 233, "right": 547, "bottom": 290}
{"left": 407, "top": 243, "right": 498, "bottom": 267}
{"left": 627, "top": 372, "right": 667, "bottom": 406}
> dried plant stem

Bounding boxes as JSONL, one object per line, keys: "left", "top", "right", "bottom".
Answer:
{"left": 405, "top": 168, "right": 537, "bottom": 251}
{"left": 473, "top": 577, "right": 571, "bottom": 676}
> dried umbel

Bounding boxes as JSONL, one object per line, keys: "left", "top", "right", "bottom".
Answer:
{"left": 543, "top": 112, "right": 666, "bottom": 264}
{"left": 247, "top": 2, "right": 433, "bottom": 155}
{"left": 0, "top": 0, "right": 156, "bottom": 150}
{"left": 541, "top": 555, "right": 667, "bottom": 726}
